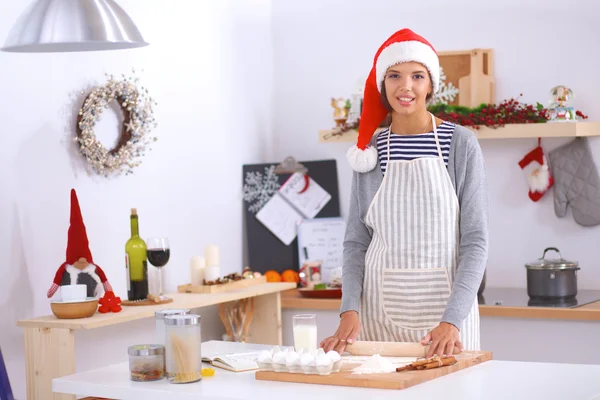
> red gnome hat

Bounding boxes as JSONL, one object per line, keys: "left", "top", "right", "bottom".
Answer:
{"left": 347, "top": 28, "right": 440, "bottom": 173}
{"left": 66, "top": 188, "right": 93, "bottom": 264}
{"left": 47, "top": 189, "right": 106, "bottom": 298}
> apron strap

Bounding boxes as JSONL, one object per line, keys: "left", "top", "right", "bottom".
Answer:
{"left": 431, "top": 112, "right": 443, "bottom": 160}
{"left": 386, "top": 127, "right": 391, "bottom": 165}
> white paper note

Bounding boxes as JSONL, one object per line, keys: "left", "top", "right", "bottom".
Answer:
{"left": 255, "top": 193, "right": 303, "bottom": 245}
{"left": 278, "top": 173, "right": 331, "bottom": 219}
{"left": 297, "top": 217, "right": 346, "bottom": 283}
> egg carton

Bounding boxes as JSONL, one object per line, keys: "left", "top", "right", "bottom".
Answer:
{"left": 257, "top": 347, "right": 342, "bottom": 376}
{"left": 257, "top": 359, "right": 342, "bottom": 375}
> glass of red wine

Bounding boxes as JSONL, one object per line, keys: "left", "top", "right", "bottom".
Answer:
{"left": 146, "top": 237, "right": 170, "bottom": 296}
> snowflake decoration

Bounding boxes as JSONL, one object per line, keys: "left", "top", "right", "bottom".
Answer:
{"left": 243, "top": 165, "right": 281, "bottom": 213}
{"left": 433, "top": 67, "right": 459, "bottom": 105}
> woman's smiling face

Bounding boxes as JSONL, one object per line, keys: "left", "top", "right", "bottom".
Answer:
{"left": 383, "top": 61, "right": 432, "bottom": 116}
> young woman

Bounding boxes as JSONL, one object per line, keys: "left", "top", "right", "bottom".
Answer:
{"left": 321, "top": 29, "right": 488, "bottom": 358}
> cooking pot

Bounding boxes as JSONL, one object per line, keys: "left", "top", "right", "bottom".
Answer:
{"left": 525, "top": 247, "right": 580, "bottom": 300}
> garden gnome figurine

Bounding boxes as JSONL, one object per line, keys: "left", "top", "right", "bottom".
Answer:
{"left": 47, "top": 189, "right": 113, "bottom": 299}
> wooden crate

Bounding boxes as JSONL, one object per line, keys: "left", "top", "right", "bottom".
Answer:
{"left": 177, "top": 275, "right": 268, "bottom": 294}
{"left": 437, "top": 48, "right": 495, "bottom": 107}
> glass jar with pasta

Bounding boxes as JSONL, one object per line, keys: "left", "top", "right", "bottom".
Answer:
{"left": 164, "top": 314, "right": 202, "bottom": 384}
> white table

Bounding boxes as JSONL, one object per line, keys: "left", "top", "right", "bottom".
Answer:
{"left": 53, "top": 341, "right": 600, "bottom": 400}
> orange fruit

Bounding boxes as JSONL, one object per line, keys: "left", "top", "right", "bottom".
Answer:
{"left": 281, "top": 269, "right": 300, "bottom": 283}
{"left": 264, "top": 270, "right": 282, "bottom": 282}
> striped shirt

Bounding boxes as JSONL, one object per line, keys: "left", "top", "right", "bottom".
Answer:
{"left": 377, "top": 121, "right": 455, "bottom": 175}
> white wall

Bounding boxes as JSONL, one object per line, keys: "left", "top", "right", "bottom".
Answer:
{"left": 270, "top": 0, "right": 600, "bottom": 292}
{"left": 0, "top": 0, "right": 273, "bottom": 397}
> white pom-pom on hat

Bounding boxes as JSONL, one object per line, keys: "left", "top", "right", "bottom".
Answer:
{"left": 347, "top": 145, "right": 378, "bottom": 173}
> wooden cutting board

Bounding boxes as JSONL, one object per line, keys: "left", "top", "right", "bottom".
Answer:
{"left": 255, "top": 350, "right": 492, "bottom": 390}
{"left": 457, "top": 49, "right": 494, "bottom": 108}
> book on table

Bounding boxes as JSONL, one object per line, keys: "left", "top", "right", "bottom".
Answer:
{"left": 202, "top": 351, "right": 261, "bottom": 372}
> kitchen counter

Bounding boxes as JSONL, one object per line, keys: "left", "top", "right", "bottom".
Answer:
{"left": 53, "top": 340, "right": 600, "bottom": 400}
{"left": 281, "top": 288, "right": 600, "bottom": 321}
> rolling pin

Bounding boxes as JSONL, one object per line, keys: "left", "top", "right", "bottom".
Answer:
{"left": 345, "top": 341, "right": 462, "bottom": 357}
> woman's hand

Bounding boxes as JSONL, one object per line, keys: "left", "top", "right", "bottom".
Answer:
{"left": 320, "top": 310, "right": 360, "bottom": 354}
{"left": 421, "top": 322, "right": 463, "bottom": 358}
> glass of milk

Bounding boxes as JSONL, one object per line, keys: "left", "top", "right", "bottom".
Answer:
{"left": 293, "top": 314, "right": 317, "bottom": 352}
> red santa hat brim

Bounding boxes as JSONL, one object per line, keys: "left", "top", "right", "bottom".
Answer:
{"left": 375, "top": 40, "right": 440, "bottom": 94}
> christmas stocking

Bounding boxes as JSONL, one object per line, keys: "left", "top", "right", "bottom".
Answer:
{"left": 518, "top": 139, "right": 554, "bottom": 202}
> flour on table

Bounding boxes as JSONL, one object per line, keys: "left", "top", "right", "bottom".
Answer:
{"left": 351, "top": 354, "right": 396, "bottom": 374}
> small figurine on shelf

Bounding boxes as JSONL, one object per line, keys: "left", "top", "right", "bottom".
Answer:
{"left": 47, "top": 189, "right": 114, "bottom": 299}
{"left": 331, "top": 97, "right": 351, "bottom": 126}
{"left": 548, "top": 85, "right": 577, "bottom": 122}
{"left": 299, "top": 261, "right": 322, "bottom": 289}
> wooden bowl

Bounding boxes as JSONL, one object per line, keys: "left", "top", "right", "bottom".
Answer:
{"left": 51, "top": 299, "right": 98, "bottom": 319}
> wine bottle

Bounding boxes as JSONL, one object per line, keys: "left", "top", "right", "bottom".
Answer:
{"left": 125, "top": 208, "right": 148, "bottom": 301}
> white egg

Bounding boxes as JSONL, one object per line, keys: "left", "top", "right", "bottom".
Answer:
{"left": 272, "top": 349, "right": 288, "bottom": 364}
{"left": 257, "top": 350, "right": 272, "bottom": 363}
{"left": 326, "top": 350, "right": 341, "bottom": 362}
{"left": 316, "top": 353, "right": 332, "bottom": 367}
{"left": 285, "top": 351, "right": 300, "bottom": 366}
{"left": 299, "top": 352, "right": 315, "bottom": 366}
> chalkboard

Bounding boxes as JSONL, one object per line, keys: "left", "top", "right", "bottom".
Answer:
{"left": 242, "top": 159, "right": 340, "bottom": 274}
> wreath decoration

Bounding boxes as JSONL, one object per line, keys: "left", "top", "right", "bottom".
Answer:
{"left": 76, "top": 73, "right": 157, "bottom": 176}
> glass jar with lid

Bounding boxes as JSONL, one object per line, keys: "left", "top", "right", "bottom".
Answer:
{"left": 127, "top": 344, "right": 165, "bottom": 381}
{"left": 164, "top": 314, "right": 202, "bottom": 384}
{"left": 155, "top": 308, "right": 191, "bottom": 345}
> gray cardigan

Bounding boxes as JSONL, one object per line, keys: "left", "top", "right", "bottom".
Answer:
{"left": 341, "top": 124, "right": 489, "bottom": 329}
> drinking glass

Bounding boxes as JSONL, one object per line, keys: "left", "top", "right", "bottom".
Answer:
{"left": 292, "top": 314, "right": 317, "bottom": 352}
{"left": 146, "top": 237, "right": 170, "bottom": 296}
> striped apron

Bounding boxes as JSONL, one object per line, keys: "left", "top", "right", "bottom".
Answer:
{"left": 359, "top": 112, "right": 480, "bottom": 350}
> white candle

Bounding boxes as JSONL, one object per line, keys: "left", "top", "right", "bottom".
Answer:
{"left": 204, "top": 265, "right": 221, "bottom": 282}
{"left": 205, "top": 244, "right": 220, "bottom": 267}
{"left": 190, "top": 256, "right": 206, "bottom": 286}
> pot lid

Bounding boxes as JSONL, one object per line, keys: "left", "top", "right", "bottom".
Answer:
{"left": 526, "top": 247, "right": 579, "bottom": 270}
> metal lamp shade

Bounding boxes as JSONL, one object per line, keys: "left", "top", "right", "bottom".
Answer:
{"left": 2, "top": 0, "right": 148, "bottom": 53}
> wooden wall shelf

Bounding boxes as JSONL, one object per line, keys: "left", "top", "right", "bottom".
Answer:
{"left": 319, "top": 121, "right": 600, "bottom": 143}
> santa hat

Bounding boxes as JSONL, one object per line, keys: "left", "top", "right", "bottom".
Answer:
{"left": 347, "top": 28, "right": 440, "bottom": 173}
{"left": 66, "top": 188, "right": 93, "bottom": 264}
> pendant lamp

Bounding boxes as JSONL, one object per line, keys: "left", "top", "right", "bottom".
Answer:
{"left": 1, "top": 0, "right": 148, "bottom": 53}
